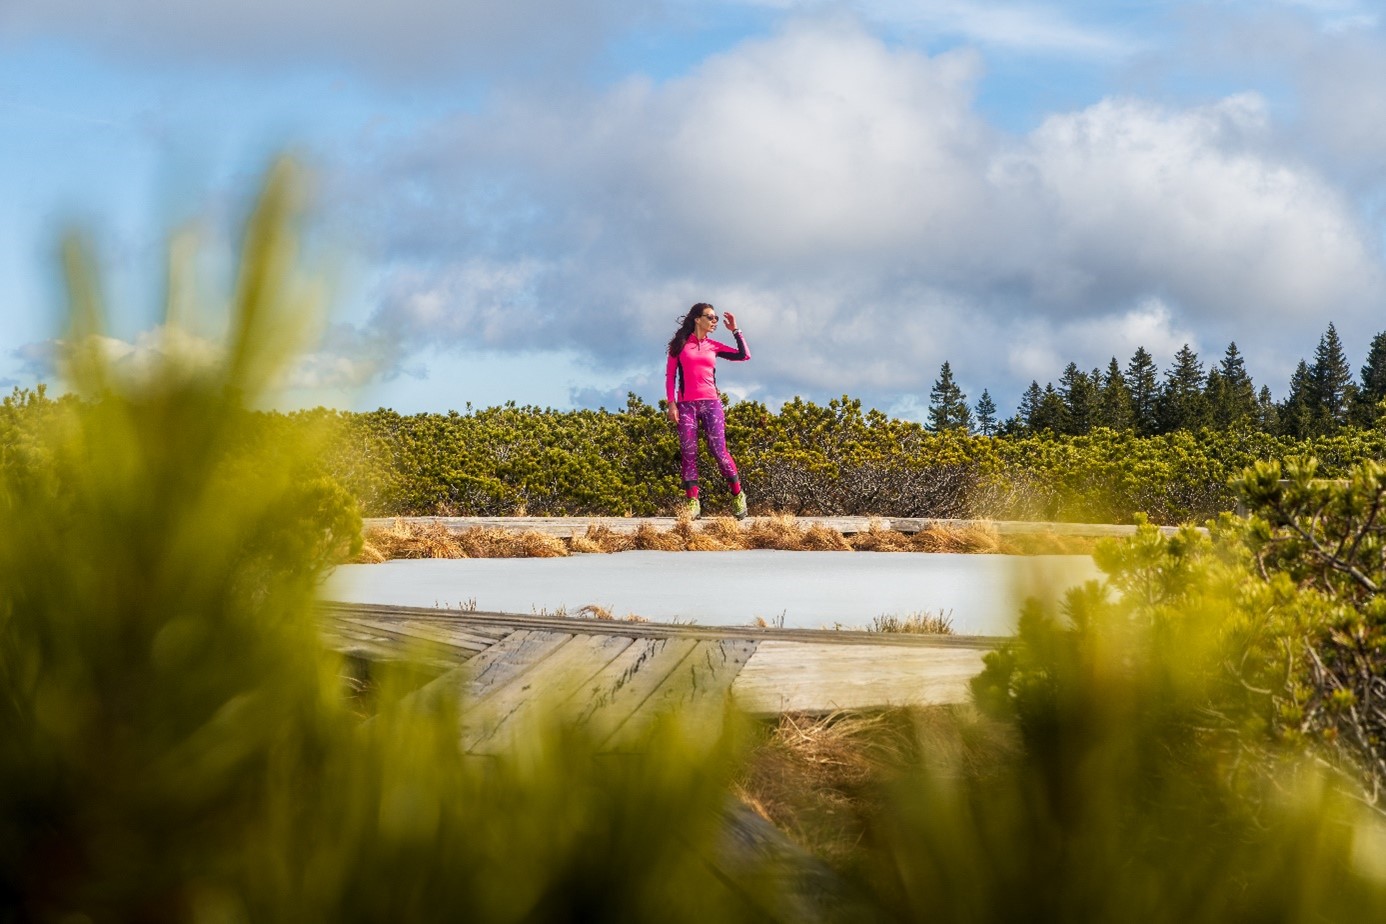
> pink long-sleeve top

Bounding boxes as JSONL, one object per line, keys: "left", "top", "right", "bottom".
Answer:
{"left": 665, "top": 331, "right": 750, "bottom": 404}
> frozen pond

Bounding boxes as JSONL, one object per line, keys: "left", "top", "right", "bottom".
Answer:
{"left": 326, "top": 551, "right": 1102, "bottom": 637}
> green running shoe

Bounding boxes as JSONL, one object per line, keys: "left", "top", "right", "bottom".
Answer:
{"left": 731, "top": 491, "right": 748, "bottom": 520}
{"left": 683, "top": 496, "right": 701, "bottom": 520}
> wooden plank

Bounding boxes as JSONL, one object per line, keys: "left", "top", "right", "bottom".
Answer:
{"left": 730, "top": 641, "right": 986, "bottom": 715}
{"left": 324, "top": 602, "right": 999, "bottom": 648}
{"left": 604, "top": 638, "right": 758, "bottom": 748}
{"left": 328, "top": 617, "right": 483, "bottom": 664}
{"left": 333, "top": 615, "right": 499, "bottom": 653}
{"left": 319, "top": 623, "right": 460, "bottom": 671}
{"left": 464, "top": 634, "right": 635, "bottom": 753}
{"left": 569, "top": 637, "right": 701, "bottom": 740}
{"left": 461, "top": 629, "right": 574, "bottom": 703}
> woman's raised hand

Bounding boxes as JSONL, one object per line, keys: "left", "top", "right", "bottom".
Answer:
{"left": 723, "top": 310, "right": 737, "bottom": 332}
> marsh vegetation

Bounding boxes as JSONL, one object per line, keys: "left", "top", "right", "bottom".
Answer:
{"left": 5, "top": 163, "right": 1386, "bottom": 921}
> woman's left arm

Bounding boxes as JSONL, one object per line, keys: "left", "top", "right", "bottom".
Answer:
{"left": 719, "top": 312, "right": 749, "bottom": 361}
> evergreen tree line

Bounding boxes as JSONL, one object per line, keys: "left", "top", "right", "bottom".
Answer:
{"left": 927, "top": 323, "right": 1386, "bottom": 438}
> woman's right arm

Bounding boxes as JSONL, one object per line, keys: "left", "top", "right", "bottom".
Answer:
{"left": 665, "top": 353, "right": 679, "bottom": 422}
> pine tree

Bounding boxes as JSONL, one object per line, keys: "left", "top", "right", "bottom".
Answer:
{"left": 1308, "top": 323, "right": 1355, "bottom": 434}
{"left": 1031, "top": 383, "right": 1070, "bottom": 433}
{"left": 1352, "top": 331, "right": 1386, "bottom": 426}
{"left": 1207, "top": 342, "right": 1257, "bottom": 429}
{"left": 927, "top": 361, "right": 972, "bottom": 432}
{"left": 1059, "top": 363, "right": 1098, "bottom": 435}
{"left": 974, "top": 390, "right": 998, "bottom": 436}
{"left": 1011, "top": 381, "right": 1042, "bottom": 433}
{"left": 1279, "top": 360, "right": 1313, "bottom": 438}
{"left": 1157, "top": 344, "right": 1209, "bottom": 432}
{"left": 1257, "top": 385, "right": 1279, "bottom": 433}
{"left": 1125, "top": 347, "right": 1161, "bottom": 435}
{"left": 1096, "top": 358, "right": 1133, "bottom": 431}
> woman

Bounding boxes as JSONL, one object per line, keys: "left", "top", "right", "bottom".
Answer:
{"left": 665, "top": 302, "right": 750, "bottom": 519}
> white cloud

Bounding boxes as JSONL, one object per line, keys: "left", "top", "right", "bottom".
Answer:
{"left": 1003, "top": 298, "right": 1198, "bottom": 384}
{"left": 996, "top": 93, "right": 1381, "bottom": 323}
{"left": 340, "top": 17, "right": 1383, "bottom": 409}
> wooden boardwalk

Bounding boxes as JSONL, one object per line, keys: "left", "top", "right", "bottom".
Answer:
{"left": 363, "top": 515, "right": 1194, "bottom": 538}
{"left": 323, "top": 602, "right": 994, "bottom": 751}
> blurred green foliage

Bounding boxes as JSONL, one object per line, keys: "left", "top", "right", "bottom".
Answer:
{"left": 944, "top": 467, "right": 1386, "bottom": 920}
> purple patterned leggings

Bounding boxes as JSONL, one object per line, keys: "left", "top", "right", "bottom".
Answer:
{"left": 677, "top": 399, "right": 739, "bottom": 487}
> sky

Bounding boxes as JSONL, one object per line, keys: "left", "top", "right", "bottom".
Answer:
{"left": 3, "top": 0, "right": 1386, "bottom": 421}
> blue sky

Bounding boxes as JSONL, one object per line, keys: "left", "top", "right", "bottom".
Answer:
{"left": 3, "top": 0, "right": 1386, "bottom": 420}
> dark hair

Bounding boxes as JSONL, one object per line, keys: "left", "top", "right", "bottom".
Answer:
{"left": 667, "top": 303, "right": 714, "bottom": 357}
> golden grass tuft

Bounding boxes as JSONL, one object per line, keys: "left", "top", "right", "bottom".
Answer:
{"left": 699, "top": 516, "right": 746, "bottom": 548}
{"left": 734, "top": 706, "right": 1019, "bottom": 871}
{"left": 567, "top": 524, "right": 635, "bottom": 554}
{"left": 447, "top": 527, "right": 569, "bottom": 558}
{"left": 910, "top": 522, "right": 1000, "bottom": 554}
{"left": 801, "top": 524, "right": 853, "bottom": 551}
{"left": 685, "top": 529, "right": 732, "bottom": 552}
{"left": 355, "top": 517, "right": 1105, "bottom": 561}
{"left": 355, "top": 519, "right": 466, "bottom": 561}
{"left": 631, "top": 522, "right": 687, "bottom": 551}
{"left": 733, "top": 710, "right": 917, "bottom": 869}
{"left": 352, "top": 542, "right": 389, "bottom": 564}
{"left": 847, "top": 522, "right": 913, "bottom": 552}
{"left": 744, "top": 514, "right": 811, "bottom": 550}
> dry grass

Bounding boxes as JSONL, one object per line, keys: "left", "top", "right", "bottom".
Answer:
{"left": 868, "top": 610, "right": 955, "bottom": 635}
{"left": 734, "top": 706, "right": 1018, "bottom": 872}
{"left": 846, "top": 521, "right": 914, "bottom": 552}
{"left": 734, "top": 710, "right": 915, "bottom": 870}
{"left": 355, "top": 519, "right": 466, "bottom": 562}
{"left": 568, "top": 524, "right": 635, "bottom": 554}
{"left": 910, "top": 523, "right": 1001, "bottom": 554}
{"left": 630, "top": 522, "right": 688, "bottom": 551}
{"left": 356, "top": 517, "right": 1101, "bottom": 562}
{"left": 455, "top": 527, "right": 568, "bottom": 558}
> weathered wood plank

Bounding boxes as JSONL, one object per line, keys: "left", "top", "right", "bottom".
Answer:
{"left": 332, "top": 615, "right": 499, "bottom": 654}
{"left": 604, "top": 638, "right": 758, "bottom": 748}
{"left": 464, "top": 634, "right": 636, "bottom": 753}
{"left": 462, "top": 629, "right": 574, "bottom": 703}
{"left": 323, "top": 602, "right": 998, "bottom": 648}
{"left": 319, "top": 623, "right": 461, "bottom": 671}
{"left": 569, "top": 637, "right": 701, "bottom": 740}
{"left": 731, "top": 641, "right": 986, "bottom": 715}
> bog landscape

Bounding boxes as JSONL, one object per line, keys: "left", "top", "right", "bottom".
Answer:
{"left": 5, "top": 165, "right": 1386, "bottom": 921}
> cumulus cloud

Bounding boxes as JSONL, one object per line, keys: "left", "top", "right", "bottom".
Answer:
{"left": 995, "top": 93, "right": 1379, "bottom": 322}
{"left": 336, "top": 16, "right": 1382, "bottom": 409}
{"left": 1002, "top": 299, "right": 1199, "bottom": 384}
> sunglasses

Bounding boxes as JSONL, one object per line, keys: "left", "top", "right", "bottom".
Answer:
{"left": 701, "top": 313, "right": 719, "bottom": 322}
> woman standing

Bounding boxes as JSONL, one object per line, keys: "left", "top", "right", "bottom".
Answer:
{"left": 665, "top": 303, "right": 751, "bottom": 520}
